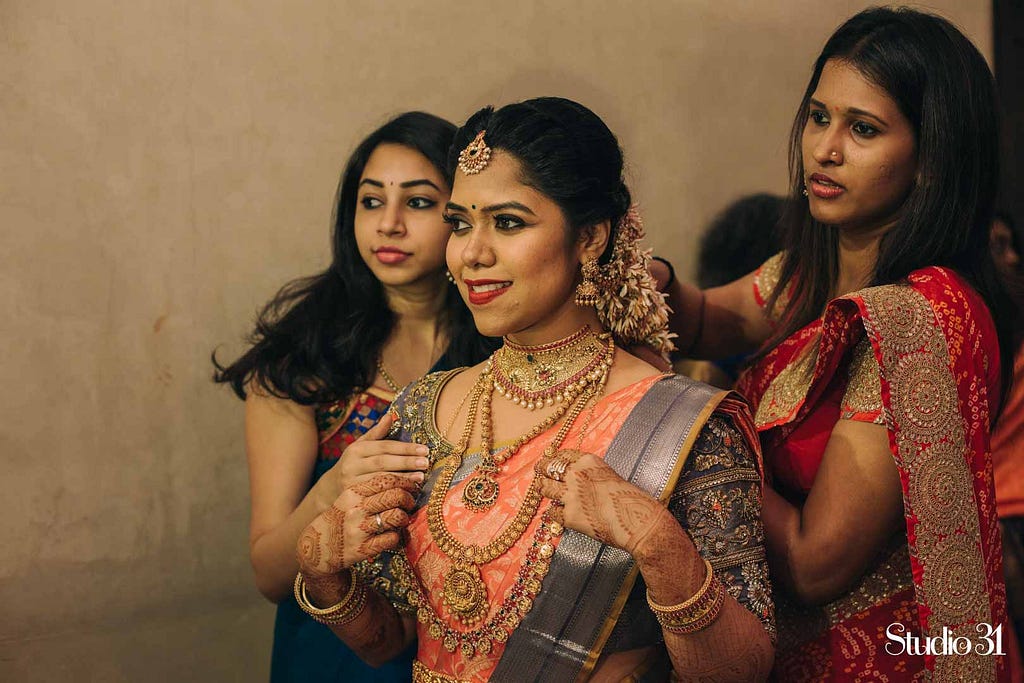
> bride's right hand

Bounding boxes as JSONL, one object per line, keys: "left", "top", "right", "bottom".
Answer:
{"left": 317, "top": 412, "right": 430, "bottom": 508}
{"left": 297, "top": 473, "right": 420, "bottom": 579}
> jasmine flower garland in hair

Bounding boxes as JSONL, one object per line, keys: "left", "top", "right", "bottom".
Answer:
{"left": 593, "top": 205, "right": 676, "bottom": 361}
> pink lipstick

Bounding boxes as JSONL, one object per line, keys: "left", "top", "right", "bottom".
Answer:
{"left": 374, "top": 247, "right": 410, "bottom": 264}
{"left": 809, "top": 173, "right": 845, "bottom": 199}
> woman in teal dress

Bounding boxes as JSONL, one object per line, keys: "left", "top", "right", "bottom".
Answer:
{"left": 214, "top": 111, "right": 496, "bottom": 681}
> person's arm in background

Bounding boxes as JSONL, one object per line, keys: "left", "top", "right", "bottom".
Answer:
{"left": 650, "top": 258, "right": 775, "bottom": 360}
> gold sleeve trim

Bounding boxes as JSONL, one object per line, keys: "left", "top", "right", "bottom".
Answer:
{"left": 840, "top": 336, "right": 885, "bottom": 424}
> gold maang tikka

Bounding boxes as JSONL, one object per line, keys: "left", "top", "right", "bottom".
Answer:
{"left": 458, "top": 130, "right": 492, "bottom": 175}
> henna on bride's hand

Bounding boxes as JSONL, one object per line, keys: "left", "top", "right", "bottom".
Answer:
{"left": 297, "top": 525, "right": 322, "bottom": 569}
{"left": 574, "top": 468, "right": 617, "bottom": 545}
{"left": 359, "top": 487, "right": 416, "bottom": 514}
{"left": 357, "top": 508, "right": 410, "bottom": 535}
{"left": 352, "top": 473, "right": 419, "bottom": 498}
{"left": 302, "top": 568, "right": 351, "bottom": 606}
{"left": 667, "top": 624, "right": 774, "bottom": 683}
{"left": 355, "top": 530, "right": 402, "bottom": 558}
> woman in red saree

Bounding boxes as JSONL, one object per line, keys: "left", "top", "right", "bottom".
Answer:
{"left": 660, "top": 7, "right": 1018, "bottom": 681}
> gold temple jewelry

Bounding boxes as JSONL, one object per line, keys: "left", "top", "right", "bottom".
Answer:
{"left": 376, "top": 358, "right": 401, "bottom": 393}
{"left": 464, "top": 341, "right": 612, "bottom": 512}
{"left": 400, "top": 506, "right": 564, "bottom": 659}
{"left": 457, "top": 130, "right": 492, "bottom": 175}
{"left": 449, "top": 373, "right": 488, "bottom": 456}
{"left": 459, "top": 329, "right": 614, "bottom": 512}
{"left": 294, "top": 572, "right": 368, "bottom": 626}
{"left": 412, "top": 661, "right": 462, "bottom": 683}
{"left": 421, "top": 339, "right": 613, "bottom": 630}
{"left": 492, "top": 326, "right": 613, "bottom": 410}
{"left": 574, "top": 258, "right": 601, "bottom": 307}
{"left": 426, "top": 434, "right": 546, "bottom": 625}
{"left": 657, "top": 580, "right": 726, "bottom": 634}
{"left": 440, "top": 375, "right": 481, "bottom": 444}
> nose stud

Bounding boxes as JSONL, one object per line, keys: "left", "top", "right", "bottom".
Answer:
{"left": 830, "top": 151, "right": 839, "bottom": 159}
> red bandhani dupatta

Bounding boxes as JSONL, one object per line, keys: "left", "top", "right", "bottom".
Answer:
{"left": 739, "top": 265, "right": 1009, "bottom": 681}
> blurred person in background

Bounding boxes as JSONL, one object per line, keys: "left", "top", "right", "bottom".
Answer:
{"left": 991, "top": 209, "right": 1024, "bottom": 659}
{"left": 673, "top": 193, "right": 785, "bottom": 388}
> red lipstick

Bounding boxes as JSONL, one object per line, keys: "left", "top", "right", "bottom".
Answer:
{"left": 464, "top": 278, "right": 511, "bottom": 305}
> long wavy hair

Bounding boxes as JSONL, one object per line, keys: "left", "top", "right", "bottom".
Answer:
{"left": 213, "top": 112, "right": 496, "bottom": 404}
{"left": 764, "top": 7, "right": 1016, "bottom": 398}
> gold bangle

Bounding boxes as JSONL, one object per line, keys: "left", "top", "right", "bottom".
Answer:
{"left": 646, "top": 558, "right": 726, "bottom": 633}
{"left": 647, "top": 558, "right": 714, "bottom": 613}
{"left": 294, "top": 571, "right": 368, "bottom": 626}
{"left": 656, "top": 578, "right": 726, "bottom": 634}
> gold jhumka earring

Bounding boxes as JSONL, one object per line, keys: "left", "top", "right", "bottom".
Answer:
{"left": 574, "top": 258, "right": 600, "bottom": 307}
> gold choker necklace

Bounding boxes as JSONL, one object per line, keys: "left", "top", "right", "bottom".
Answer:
{"left": 492, "top": 326, "right": 611, "bottom": 410}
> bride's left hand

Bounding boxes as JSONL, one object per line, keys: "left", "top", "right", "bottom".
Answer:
{"left": 535, "top": 449, "right": 664, "bottom": 555}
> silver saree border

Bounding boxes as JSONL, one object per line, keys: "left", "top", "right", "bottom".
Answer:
{"left": 489, "top": 375, "right": 726, "bottom": 682}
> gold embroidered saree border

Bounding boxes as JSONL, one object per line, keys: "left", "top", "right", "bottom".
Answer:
{"left": 859, "top": 282, "right": 997, "bottom": 681}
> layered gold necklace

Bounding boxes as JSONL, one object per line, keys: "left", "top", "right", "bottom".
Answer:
{"left": 424, "top": 326, "right": 614, "bottom": 634}
{"left": 462, "top": 327, "right": 615, "bottom": 511}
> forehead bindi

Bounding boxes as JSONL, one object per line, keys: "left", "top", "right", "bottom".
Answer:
{"left": 361, "top": 144, "right": 441, "bottom": 187}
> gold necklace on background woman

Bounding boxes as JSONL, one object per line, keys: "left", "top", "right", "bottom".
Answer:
{"left": 375, "top": 358, "right": 402, "bottom": 393}
{"left": 408, "top": 325, "right": 614, "bottom": 655}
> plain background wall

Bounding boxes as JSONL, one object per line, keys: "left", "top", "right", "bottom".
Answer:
{"left": 0, "top": 2, "right": 991, "bottom": 680}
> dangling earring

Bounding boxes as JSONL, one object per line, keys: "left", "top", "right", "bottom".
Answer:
{"left": 801, "top": 186, "right": 809, "bottom": 197}
{"left": 574, "top": 258, "right": 600, "bottom": 307}
{"left": 445, "top": 269, "right": 455, "bottom": 284}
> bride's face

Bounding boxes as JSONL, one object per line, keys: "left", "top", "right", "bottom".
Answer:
{"left": 444, "top": 150, "right": 588, "bottom": 341}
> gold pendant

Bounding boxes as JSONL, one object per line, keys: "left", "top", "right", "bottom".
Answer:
{"left": 462, "top": 472, "right": 500, "bottom": 511}
{"left": 442, "top": 563, "right": 489, "bottom": 625}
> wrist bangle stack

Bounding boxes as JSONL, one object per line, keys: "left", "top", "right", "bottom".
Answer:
{"left": 646, "top": 558, "right": 726, "bottom": 634}
{"left": 294, "top": 571, "right": 368, "bottom": 626}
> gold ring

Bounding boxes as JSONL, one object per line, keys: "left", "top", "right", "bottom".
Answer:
{"left": 374, "top": 513, "right": 384, "bottom": 533}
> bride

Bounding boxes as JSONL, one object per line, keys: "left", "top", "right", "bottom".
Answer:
{"left": 291, "top": 97, "right": 776, "bottom": 682}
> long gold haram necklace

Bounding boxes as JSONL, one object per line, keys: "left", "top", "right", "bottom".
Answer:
{"left": 461, "top": 329, "right": 615, "bottom": 511}
{"left": 426, "top": 336, "right": 615, "bottom": 627}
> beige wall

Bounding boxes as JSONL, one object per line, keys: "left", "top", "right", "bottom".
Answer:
{"left": 0, "top": 1, "right": 990, "bottom": 680}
